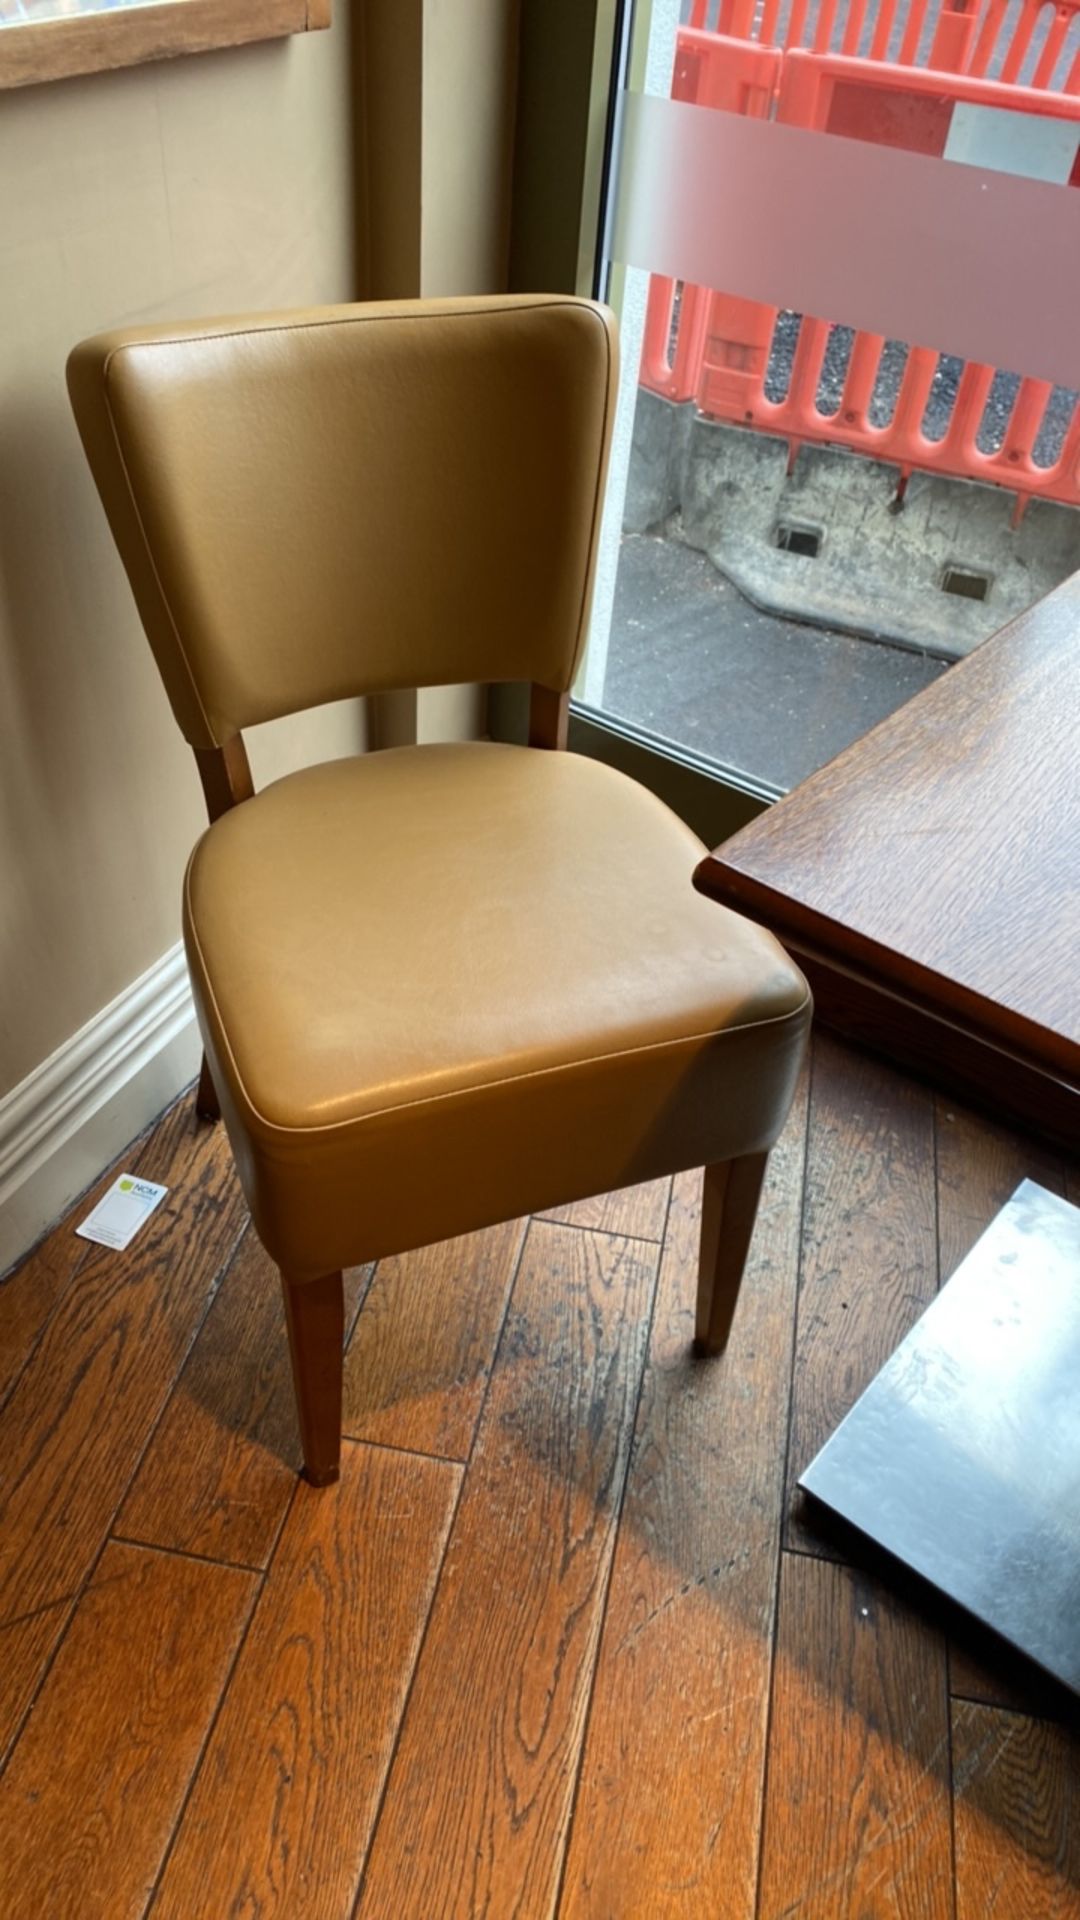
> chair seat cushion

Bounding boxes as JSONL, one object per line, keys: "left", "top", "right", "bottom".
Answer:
{"left": 184, "top": 743, "right": 810, "bottom": 1273}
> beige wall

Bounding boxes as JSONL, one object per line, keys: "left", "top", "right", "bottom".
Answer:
{"left": 354, "top": 0, "right": 519, "bottom": 302}
{"left": 0, "top": 20, "right": 362, "bottom": 1098}
{"left": 419, "top": 0, "right": 519, "bottom": 743}
{"left": 421, "top": 0, "right": 519, "bottom": 298}
{"left": 356, "top": 0, "right": 520, "bottom": 749}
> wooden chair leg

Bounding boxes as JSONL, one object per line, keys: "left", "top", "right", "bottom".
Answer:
{"left": 694, "top": 1151, "right": 769, "bottom": 1355}
{"left": 281, "top": 1269, "right": 344, "bottom": 1486}
{"left": 195, "top": 1051, "right": 221, "bottom": 1123}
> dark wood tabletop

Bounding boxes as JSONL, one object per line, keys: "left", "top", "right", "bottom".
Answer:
{"left": 695, "top": 572, "right": 1080, "bottom": 1093}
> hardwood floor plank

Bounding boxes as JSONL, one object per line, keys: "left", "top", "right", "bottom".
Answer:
{"left": 536, "top": 1179, "right": 671, "bottom": 1243}
{"left": 153, "top": 1441, "right": 460, "bottom": 1920}
{"left": 787, "top": 1035, "right": 937, "bottom": 1556}
{"left": 758, "top": 1552, "right": 953, "bottom": 1920}
{"left": 118, "top": 1228, "right": 370, "bottom": 1569}
{"left": 357, "top": 1219, "right": 658, "bottom": 1919}
{"left": 0, "top": 1109, "right": 247, "bottom": 1758}
{"left": 948, "top": 1639, "right": 1071, "bottom": 1718}
{"left": 936, "top": 1095, "right": 1065, "bottom": 1283}
{"left": 6, "top": 1043, "right": 1075, "bottom": 1917}
{"left": 342, "top": 1219, "right": 526, "bottom": 1461}
{"left": 0, "top": 1093, "right": 183, "bottom": 1407}
{"left": 559, "top": 1070, "right": 809, "bottom": 1918}
{"left": 0, "top": 1597, "right": 75, "bottom": 1762}
{"left": 0, "top": 1540, "right": 255, "bottom": 1920}
{"left": 953, "top": 1700, "right": 1080, "bottom": 1918}
{"left": 0, "top": 1169, "right": 110, "bottom": 1410}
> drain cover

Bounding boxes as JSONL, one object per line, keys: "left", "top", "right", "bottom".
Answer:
{"left": 941, "top": 563, "right": 991, "bottom": 601}
{"left": 775, "top": 521, "right": 822, "bottom": 558}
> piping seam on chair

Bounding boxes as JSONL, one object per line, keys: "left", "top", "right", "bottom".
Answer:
{"left": 568, "top": 309, "right": 614, "bottom": 685}
{"left": 182, "top": 869, "right": 812, "bottom": 1142}
{"left": 103, "top": 296, "right": 605, "bottom": 362}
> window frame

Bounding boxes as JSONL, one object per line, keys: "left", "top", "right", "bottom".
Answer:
{"left": 0, "top": 0, "right": 329, "bottom": 93}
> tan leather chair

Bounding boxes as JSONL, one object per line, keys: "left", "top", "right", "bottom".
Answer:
{"left": 68, "top": 295, "right": 811, "bottom": 1486}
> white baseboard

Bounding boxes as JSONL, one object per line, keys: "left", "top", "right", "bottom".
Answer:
{"left": 0, "top": 943, "right": 200, "bottom": 1279}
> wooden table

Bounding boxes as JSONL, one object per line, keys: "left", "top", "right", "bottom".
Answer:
{"left": 694, "top": 574, "right": 1080, "bottom": 1146}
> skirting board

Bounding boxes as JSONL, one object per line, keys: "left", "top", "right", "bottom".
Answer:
{"left": 0, "top": 943, "right": 201, "bottom": 1279}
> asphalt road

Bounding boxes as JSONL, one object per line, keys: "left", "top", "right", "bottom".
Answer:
{"left": 604, "top": 532, "right": 947, "bottom": 791}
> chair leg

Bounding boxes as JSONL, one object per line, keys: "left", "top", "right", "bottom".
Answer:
{"left": 694, "top": 1152, "right": 769, "bottom": 1355}
{"left": 281, "top": 1269, "right": 345, "bottom": 1486}
{"left": 195, "top": 1051, "right": 221, "bottom": 1123}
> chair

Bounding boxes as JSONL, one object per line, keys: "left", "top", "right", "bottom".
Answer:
{"left": 67, "top": 295, "right": 811, "bottom": 1485}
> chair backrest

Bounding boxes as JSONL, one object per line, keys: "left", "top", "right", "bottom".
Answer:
{"left": 67, "top": 295, "right": 617, "bottom": 750}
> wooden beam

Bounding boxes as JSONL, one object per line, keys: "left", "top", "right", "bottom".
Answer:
{"left": 0, "top": 0, "right": 328, "bottom": 91}
{"left": 193, "top": 735, "right": 254, "bottom": 825}
{"left": 527, "top": 684, "right": 569, "bottom": 750}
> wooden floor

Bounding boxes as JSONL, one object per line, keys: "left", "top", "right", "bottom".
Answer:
{"left": 1, "top": 1032, "right": 1078, "bottom": 1918}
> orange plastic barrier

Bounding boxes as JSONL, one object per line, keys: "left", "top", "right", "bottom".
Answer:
{"left": 686, "top": 0, "right": 1080, "bottom": 80}
{"left": 640, "top": 1, "right": 1080, "bottom": 506}
{"left": 639, "top": 35, "right": 780, "bottom": 401}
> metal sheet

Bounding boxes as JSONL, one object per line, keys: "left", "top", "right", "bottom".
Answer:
{"left": 800, "top": 1179, "right": 1080, "bottom": 1693}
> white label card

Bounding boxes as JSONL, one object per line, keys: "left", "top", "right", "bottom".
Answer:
{"left": 76, "top": 1174, "right": 169, "bottom": 1251}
